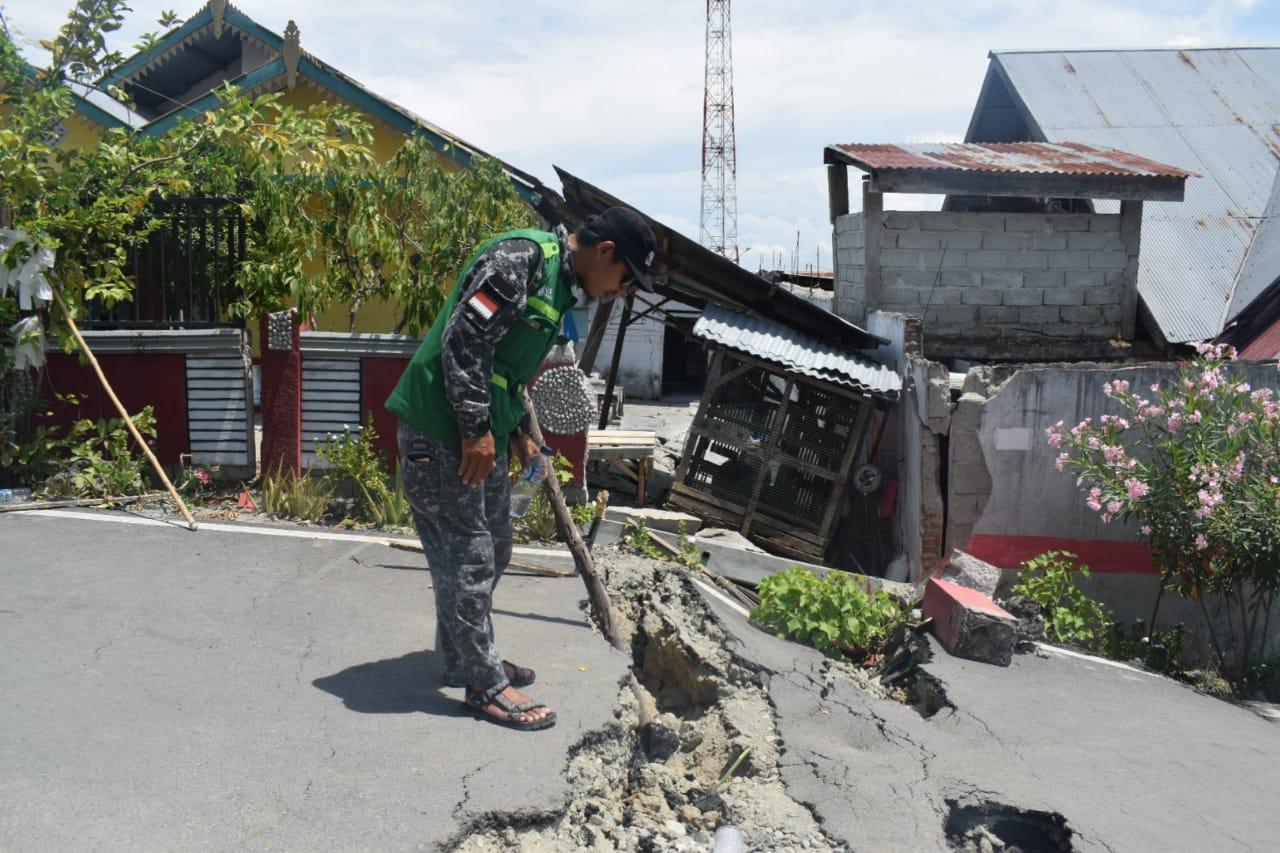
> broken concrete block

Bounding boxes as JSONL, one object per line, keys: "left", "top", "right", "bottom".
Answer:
{"left": 694, "top": 528, "right": 764, "bottom": 552}
{"left": 922, "top": 578, "right": 1017, "bottom": 666}
{"left": 605, "top": 507, "right": 703, "bottom": 535}
{"left": 941, "top": 549, "right": 1002, "bottom": 598}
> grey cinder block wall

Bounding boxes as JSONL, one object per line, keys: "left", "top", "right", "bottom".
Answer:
{"left": 835, "top": 211, "right": 1135, "bottom": 357}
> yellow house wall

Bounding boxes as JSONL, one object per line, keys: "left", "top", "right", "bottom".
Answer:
{"left": 273, "top": 83, "right": 452, "bottom": 337}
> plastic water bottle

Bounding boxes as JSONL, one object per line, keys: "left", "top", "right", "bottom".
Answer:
{"left": 510, "top": 446, "right": 553, "bottom": 518}
{"left": 713, "top": 826, "right": 746, "bottom": 852}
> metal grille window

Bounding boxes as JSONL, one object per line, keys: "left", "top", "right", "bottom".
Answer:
{"left": 88, "top": 196, "right": 246, "bottom": 329}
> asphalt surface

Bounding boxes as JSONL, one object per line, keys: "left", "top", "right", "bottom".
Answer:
{"left": 0, "top": 510, "right": 629, "bottom": 851}
{"left": 693, "top": 581, "right": 1280, "bottom": 852}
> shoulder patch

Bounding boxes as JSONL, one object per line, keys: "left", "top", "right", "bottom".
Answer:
{"left": 465, "top": 284, "right": 502, "bottom": 323}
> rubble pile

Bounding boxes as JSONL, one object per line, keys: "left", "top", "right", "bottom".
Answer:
{"left": 450, "top": 546, "right": 839, "bottom": 852}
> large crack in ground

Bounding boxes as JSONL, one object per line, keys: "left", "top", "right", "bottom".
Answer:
{"left": 448, "top": 545, "right": 841, "bottom": 852}
{"left": 447, "top": 545, "right": 1087, "bottom": 852}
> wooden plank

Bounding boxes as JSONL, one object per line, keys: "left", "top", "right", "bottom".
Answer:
{"left": 868, "top": 168, "right": 1186, "bottom": 202}
{"left": 302, "top": 390, "right": 361, "bottom": 403}
{"left": 302, "top": 358, "right": 361, "bottom": 371}
{"left": 827, "top": 163, "right": 850, "bottom": 223}
{"left": 190, "top": 441, "right": 249, "bottom": 453}
{"left": 191, "top": 450, "right": 251, "bottom": 465}
{"left": 187, "top": 387, "right": 246, "bottom": 400}
{"left": 186, "top": 357, "right": 243, "bottom": 369}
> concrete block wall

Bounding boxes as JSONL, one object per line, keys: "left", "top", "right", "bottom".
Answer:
{"left": 833, "top": 214, "right": 865, "bottom": 320}
{"left": 833, "top": 211, "right": 1129, "bottom": 346}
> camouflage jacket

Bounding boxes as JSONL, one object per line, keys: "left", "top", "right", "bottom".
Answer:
{"left": 441, "top": 225, "right": 578, "bottom": 441}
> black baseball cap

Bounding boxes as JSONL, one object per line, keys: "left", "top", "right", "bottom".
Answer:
{"left": 591, "top": 206, "right": 658, "bottom": 292}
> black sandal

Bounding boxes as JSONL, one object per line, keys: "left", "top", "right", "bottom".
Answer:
{"left": 464, "top": 684, "right": 556, "bottom": 731}
{"left": 503, "top": 660, "right": 536, "bottom": 688}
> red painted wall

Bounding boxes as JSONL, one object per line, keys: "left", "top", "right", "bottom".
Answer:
{"left": 361, "top": 356, "right": 411, "bottom": 469}
{"left": 40, "top": 352, "right": 189, "bottom": 465}
{"left": 259, "top": 315, "right": 302, "bottom": 477}
{"left": 966, "top": 533, "right": 1157, "bottom": 575}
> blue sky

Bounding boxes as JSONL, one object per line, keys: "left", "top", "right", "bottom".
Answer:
{"left": 6, "top": 1, "right": 1279, "bottom": 273}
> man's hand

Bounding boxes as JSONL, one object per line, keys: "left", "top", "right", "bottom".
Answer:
{"left": 512, "top": 433, "right": 540, "bottom": 469}
{"left": 459, "top": 433, "right": 497, "bottom": 486}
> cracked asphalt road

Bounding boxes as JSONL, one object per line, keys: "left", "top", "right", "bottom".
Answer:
{"left": 695, "top": 584, "right": 1280, "bottom": 852}
{"left": 0, "top": 511, "right": 629, "bottom": 851}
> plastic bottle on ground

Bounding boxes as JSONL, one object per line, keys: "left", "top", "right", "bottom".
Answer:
{"left": 713, "top": 825, "right": 746, "bottom": 853}
{"left": 509, "top": 446, "right": 553, "bottom": 518}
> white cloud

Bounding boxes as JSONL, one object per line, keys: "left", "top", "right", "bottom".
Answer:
{"left": 1165, "top": 34, "right": 1204, "bottom": 47}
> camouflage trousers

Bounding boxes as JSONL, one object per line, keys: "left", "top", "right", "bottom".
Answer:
{"left": 398, "top": 420, "right": 512, "bottom": 690}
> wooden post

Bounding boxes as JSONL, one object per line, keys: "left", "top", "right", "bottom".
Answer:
{"left": 52, "top": 289, "right": 198, "bottom": 530}
{"left": 522, "top": 389, "right": 653, "bottom": 728}
{"left": 577, "top": 298, "right": 616, "bottom": 374}
{"left": 598, "top": 292, "right": 634, "bottom": 430}
{"left": 862, "top": 178, "right": 884, "bottom": 318}
{"left": 1118, "top": 200, "right": 1143, "bottom": 341}
{"left": 522, "top": 389, "right": 622, "bottom": 650}
{"left": 827, "top": 163, "right": 850, "bottom": 224}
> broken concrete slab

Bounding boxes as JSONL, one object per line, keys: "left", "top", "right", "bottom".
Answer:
{"left": 692, "top": 576, "right": 1280, "bottom": 852}
{"left": 941, "top": 548, "right": 1002, "bottom": 598}
{"left": 604, "top": 506, "right": 703, "bottom": 534}
{"left": 923, "top": 578, "right": 1017, "bottom": 666}
{"left": 694, "top": 527, "right": 764, "bottom": 552}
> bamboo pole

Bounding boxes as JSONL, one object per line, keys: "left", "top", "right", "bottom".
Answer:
{"left": 51, "top": 289, "right": 198, "bottom": 530}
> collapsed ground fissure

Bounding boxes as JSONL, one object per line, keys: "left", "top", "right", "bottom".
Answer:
{"left": 450, "top": 546, "right": 842, "bottom": 852}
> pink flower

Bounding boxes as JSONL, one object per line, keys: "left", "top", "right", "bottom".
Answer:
{"left": 1187, "top": 410, "right": 1203, "bottom": 424}
{"left": 1195, "top": 534, "right": 1209, "bottom": 551}
{"left": 194, "top": 468, "right": 211, "bottom": 486}
{"left": 1055, "top": 452, "right": 1070, "bottom": 471}
{"left": 1125, "top": 478, "right": 1149, "bottom": 500}
{"left": 1168, "top": 413, "right": 1183, "bottom": 433}
{"left": 1140, "top": 525, "right": 1153, "bottom": 536}
{"left": 1107, "top": 500, "right": 1122, "bottom": 514}
{"left": 1046, "top": 431, "right": 1063, "bottom": 447}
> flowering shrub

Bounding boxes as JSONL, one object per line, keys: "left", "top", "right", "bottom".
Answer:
{"left": 1045, "top": 345, "right": 1280, "bottom": 680}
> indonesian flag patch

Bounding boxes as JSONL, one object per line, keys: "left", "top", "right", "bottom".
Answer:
{"left": 466, "top": 288, "right": 500, "bottom": 323}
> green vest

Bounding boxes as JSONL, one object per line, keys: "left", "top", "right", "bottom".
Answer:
{"left": 385, "top": 229, "right": 576, "bottom": 454}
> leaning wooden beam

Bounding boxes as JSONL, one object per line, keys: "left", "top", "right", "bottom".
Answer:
{"left": 577, "top": 298, "right": 615, "bottom": 373}
{"left": 598, "top": 291, "right": 635, "bottom": 431}
{"left": 52, "top": 288, "right": 198, "bottom": 531}
{"left": 0, "top": 493, "right": 158, "bottom": 513}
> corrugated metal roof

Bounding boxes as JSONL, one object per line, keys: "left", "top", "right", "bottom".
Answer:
{"left": 977, "top": 48, "right": 1280, "bottom": 343}
{"left": 692, "top": 305, "right": 901, "bottom": 398}
{"left": 827, "top": 141, "right": 1192, "bottom": 178}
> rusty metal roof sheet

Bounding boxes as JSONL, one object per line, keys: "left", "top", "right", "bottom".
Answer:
{"left": 826, "top": 141, "right": 1193, "bottom": 179}
{"left": 692, "top": 305, "right": 901, "bottom": 398}
{"left": 972, "top": 48, "right": 1280, "bottom": 343}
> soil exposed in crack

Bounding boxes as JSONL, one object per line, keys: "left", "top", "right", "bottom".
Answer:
{"left": 449, "top": 545, "right": 842, "bottom": 852}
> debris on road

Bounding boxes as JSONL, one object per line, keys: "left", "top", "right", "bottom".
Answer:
{"left": 450, "top": 546, "right": 838, "bottom": 852}
{"left": 923, "top": 578, "right": 1018, "bottom": 666}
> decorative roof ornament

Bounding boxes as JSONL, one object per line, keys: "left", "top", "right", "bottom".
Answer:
{"left": 209, "top": 0, "right": 228, "bottom": 37}
{"left": 283, "top": 20, "right": 301, "bottom": 89}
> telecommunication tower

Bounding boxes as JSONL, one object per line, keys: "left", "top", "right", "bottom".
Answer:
{"left": 700, "top": 0, "right": 739, "bottom": 263}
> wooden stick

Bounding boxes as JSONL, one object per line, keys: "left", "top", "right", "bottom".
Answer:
{"left": 0, "top": 493, "right": 157, "bottom": 513}
{"left": 522, "top": 390, "right": 622, "bottom": 649}
{"left": 522, "top": 390, "right": 653, "bottom": 728}
{"left": 387, "top": 540, "right": 576, "bottom": 577}
{"left": 51, "top": 289, "right": 198, "bottom": 530}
